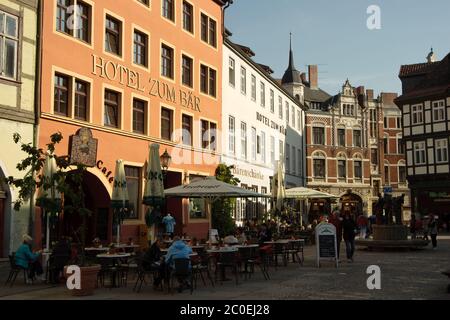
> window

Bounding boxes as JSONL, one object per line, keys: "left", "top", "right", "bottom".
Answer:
{"left": 200, "top": 65, "right": 216, "bottom": 97}
{"left": 292, "top": 146, "right": 296, "bottom": 175}
{"left": 435, "top": 139, "right": 448, "bottom": 163}
{"left": 384, "top": 137, "right": 388, "bottom": 154}
{"left": 133, "top": 99, "right": 146, "bottom": 134}
{"left": 201, "top": 120, "right": 216, "bottom": 151}
{"left": 241, "top": 122, "right": 247, "bottom": 160}
{"left": 397, "top": 136, "right": 404, "bottom": 154}
{"left": 313, "top": 127, "right": 325, "bottom": 145}
{"left": 74, "top": 80, "right": 88, "bottom": 121}
{"left": 228, "top": 57, "right": 235, "bottom": 87}
{"left": 412, "top": 104, "right": 424, "bottom": 125}
{"left": 370, "top": 109, "right": 377, "bottom": 138}
{"left": 240, "top": 67, "right": 246, "bottom": 94}
{"left": 269, "top": 90, "right": 274, "bottom": 113}
{"left": 181, "top": 55, "right": 193, "bottom": 87}
{"left": 313, "top": 153, "right": 326, "bottom": 178}
{"left": 353, "top": 130, "right": 361, "bottom": 147}
{"left": 414, "top": 142, "right": 426, "bottom": 165}
{"left": 433, "top": 100, "right": 446, "bottom": 122}
{"left": 251, "top": 75, "right": 256, "bottom": 101}
{"left": 125, "top": 166, "right": 141, "bottom": 220}
{"left": 384, "top": 164, "right": 390, "bottom": 184}
{"left": 291, "top": 106, "right": 295, "bottom": 128}
{"left": 278, "top": 97, "right": 283, "bottom": 119}
{"left": 297, "top": 110, "right": 301, "bottom": 131}
{"left": 354, "top": 160, "right": 362, "bottom": 179}
{"left": 260, "top": 82, "right": 265, "bottom": 107}
{"left": 133, "top": 30, "right": 148, "bottom": 67}
{"left": 298, "top": 149, "right": 302, "bottom": 177}
{"left": 105, "top": 15, "right": 121, "bottom": 56}
{"left": 383, "top": 117, "right": 388, "bottom": 129}
{"left": 0, "top": 10, "right": 18, "bottom": 79}
{"left": 56, "top": 0, "right": 70, "bottom": 34}
{"left": 270, "top": 136, "right": 275, "bottom": 164}
{"left": 399, "top": 164, "right": 406, "bottom": 183}
{"left": 396, "top": 117, "right": 402, "bottom": 129}
{"left": 54, "top": 74, "right": 69, "bottom": 116}
{"left": 261, "top": 132, "right": 266, "bottom": 163}
{"left": 161, "top": 44, "right": 174, "bottom": 79}
{"left": 371, "top": 148, "right": 378, "bottom": 165}
{"left": 251, "top": 127, "right": 256, "bottom": 161}
{"left": 228, "top": 116, "right": 235, "bottom": 154}
{"left": 104, "top": 90, "right": 120, "bottom": 128}
{"left": 182, "top": 1, "right": 193, "bottom": 33}
{"left": 162, "top": 0, "right": 175, "bottom": 22}
{"left": 279, "top": 140, "right": 283, "bottom": 159}
{"left": 189, "top": 197, "right": 206, "bottom": 219}
{"left": 76, "top": 2, "right": 90, "bottom": 42}
{"left": 285, "top": 102, "right": 289, "bottom": 124}
{"left": 338, "top": 159, "right": 346, "bottom": 179}
{"left": 338, "top": 129, "right": 345, "bottom": 146}
{"left": 161, "top": 107, "right": 173, "bottom": 141}
{"left": 182, "top": 114, "right": 193, "bottom": 146}
{"left": 285, "top": 144, "right": 290, "bottom": 173}
{"left": 200, "top": 14, "right": 216, "bottom": 47}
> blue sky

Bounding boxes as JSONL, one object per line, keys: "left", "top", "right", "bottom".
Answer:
{"left": 225, "top": 0, "right": 450, "bottom": 95}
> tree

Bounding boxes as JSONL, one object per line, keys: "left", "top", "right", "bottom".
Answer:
{"left": 211, "top": 164, "right": 240, "bottom": 238}
{"left": 5, "top": 132, "right": 92, "bottom": 266}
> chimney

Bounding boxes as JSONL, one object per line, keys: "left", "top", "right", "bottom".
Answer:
{"left": 366, "top": 89, "right": 374, "bottom": 101}
{"left": 308, "top": 65, "right": 318, "bottom": 89}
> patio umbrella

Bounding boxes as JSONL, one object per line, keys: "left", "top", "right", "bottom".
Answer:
{"left": 37, "top": 151, "right": 61, "bottom": 252}
{"left": 111, "top": 159, "right": 129, "bottom": 245}
{"left": 285, "top": 187, "right": 339, "bottom": 199}
{"left": 143, "top": 144, "right": 165, "bottom": 242}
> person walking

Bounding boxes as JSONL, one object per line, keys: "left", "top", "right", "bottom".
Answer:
{"left": 428, "top": 215, "right": 438, "bottom": 249}
{"left": 342, "top": 214, "right": 357, "bottom": 262}
{"left": 357, "top": 214, "right": 369, "bottom": 239}
{"left": 329, "top": 211, "right": 343, "bottom": 260}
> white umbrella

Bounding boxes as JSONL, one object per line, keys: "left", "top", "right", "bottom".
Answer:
{"left": 285, "top": 187, "right": 339, "bottom": 199}
{"left": 37, "top": 151, "right": 61, "bottom": 252}
{"left": 111, "top": 159, "right": 129, "bottom": 245}
{"left": 143, "top": 144, "right": 165, "bottom": 242}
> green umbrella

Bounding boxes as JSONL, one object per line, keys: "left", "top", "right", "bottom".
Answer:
{"left": 111, "top": 159, "right": 129, "bottom": 244}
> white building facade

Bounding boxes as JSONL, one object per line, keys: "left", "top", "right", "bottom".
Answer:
{"left": 222, "top": 38, "right": 306, "bottom": 224}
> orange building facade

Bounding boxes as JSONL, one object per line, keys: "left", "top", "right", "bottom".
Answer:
{"left": 37, "top": 0, "right": 226, "bottom": 245}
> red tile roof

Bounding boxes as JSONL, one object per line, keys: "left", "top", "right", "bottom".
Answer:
{"left": 399, "top": 62, "right": 438, "bottom": 77}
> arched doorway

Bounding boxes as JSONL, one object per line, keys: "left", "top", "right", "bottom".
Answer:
{"left": 340, "top": 191, "right": 363, "bottom": 219}
{"left": 60, "top": 171, "right": 111, "bottom": 244}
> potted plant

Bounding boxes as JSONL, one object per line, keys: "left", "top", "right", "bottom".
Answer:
{"left": 6, "top": 132, "right": 100, "bottom": 296}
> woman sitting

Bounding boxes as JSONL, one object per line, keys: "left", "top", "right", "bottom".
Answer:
{"left": 15, "top": 235, "right": 45, "bottom": 283}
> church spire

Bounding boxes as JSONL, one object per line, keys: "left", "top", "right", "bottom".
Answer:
{"left": 282, "top": 32, "right": 302, "bottom": 85}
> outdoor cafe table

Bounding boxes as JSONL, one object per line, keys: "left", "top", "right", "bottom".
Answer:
{"left": 85, "top": 247, "right": 109, "bottom": 252}
{"left": 206, "top": 248, "right": 239, "bottom": 282}
{"left": 96, "top": 253, "right": 131, "bottom": 288}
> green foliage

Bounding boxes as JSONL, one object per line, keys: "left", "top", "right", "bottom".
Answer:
{"left": 211, "top": 164, "right": 240, "bottom": 238}
{"left": 5, "top": 132, "right": 92, "bottom": 266}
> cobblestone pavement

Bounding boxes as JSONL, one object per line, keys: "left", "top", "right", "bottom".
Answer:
{"left": 1, "top": 235, "right": 449, "bottom": 300}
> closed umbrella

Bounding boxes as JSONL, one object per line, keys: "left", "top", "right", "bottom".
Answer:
{"left": 143, "top": 144, "right": 165, "bottom": 242}
{"left": 111, "top": 159, "right": 129, "bottom": 245}
{"left": 37, "top": 151, "right": 61, "bottom": 253}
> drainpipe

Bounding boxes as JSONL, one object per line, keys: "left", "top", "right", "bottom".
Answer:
{"left": 30, "top": 0, "right": 43, "bottom": 239}
{"left": 222, "top": 0, "right": 233, "bottom": 38}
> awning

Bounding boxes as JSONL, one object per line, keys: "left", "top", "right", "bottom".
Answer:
{"left": 285, "top": 187, "right": 339, "bottom": 200}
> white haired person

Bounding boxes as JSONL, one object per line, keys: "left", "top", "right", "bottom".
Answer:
{"left": 15, "top": 235, "right": 45, "bottom": 283}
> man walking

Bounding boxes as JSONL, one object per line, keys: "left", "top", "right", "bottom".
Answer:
{"left": 428, "top": 215, "right": 438, "bottom": 249}
{"left": 342, "top": 213, "right": 357, "bottom": 262}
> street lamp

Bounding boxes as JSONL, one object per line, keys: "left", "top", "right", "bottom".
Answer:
{"left": 160, "top": 149, "right": 172, "bottom": 176}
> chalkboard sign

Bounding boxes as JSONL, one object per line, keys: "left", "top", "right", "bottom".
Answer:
{"left": 319, "top": 235, "right": 336, "bottom": 258}
{"left": 315, "top": 223, "right": 338, "bottom": 268}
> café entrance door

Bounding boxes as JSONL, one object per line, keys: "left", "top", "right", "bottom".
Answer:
{"left": 340, "top": 192, "right": 363, "bottom": 219}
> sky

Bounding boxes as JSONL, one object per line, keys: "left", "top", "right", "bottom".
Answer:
{"left": 225, "top": 0, "right": 450, "bottom": 96}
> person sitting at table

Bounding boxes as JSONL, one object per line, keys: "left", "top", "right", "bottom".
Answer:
{"left": 223, "top": 232, "right": 239, "bottom": 245}
{"left": 165, "top": 236, "right": 193, "bottom": 292}
{"left": 143, "top": 239, "right": 162, "bottom": 270}
{"left": 236, "top": 227, "right": 247, "bottom": 245}
{"left": 258, "top": 224, "right": 272, "bottom": 245}
{"left": 48, "top": 237, "right": 71, "bottom": 284}
{"left": 15, "top": 234, "right": 45, "bottom": 283}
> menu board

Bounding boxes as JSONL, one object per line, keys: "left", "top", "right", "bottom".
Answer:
{"left": 315, "top": 223, "right": 338, "bottom": 268}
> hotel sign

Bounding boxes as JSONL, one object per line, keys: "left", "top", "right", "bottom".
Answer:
{"left": 92, "top": 54, "right": 201, "bottom": 112}
{"left": 256, "top": 112, "right": 286, "bottom": 135}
